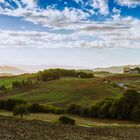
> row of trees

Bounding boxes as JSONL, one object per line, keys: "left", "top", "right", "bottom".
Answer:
{"left": 12, "top": 79, "right": 34, "bottom": 88}
{"left": 0, "top": 89, "right": 139, "bottom": 122}
{"left": 66, "top": 89, "right": 140, "bottom": 122}
{"left": 37, "top": 69, "right": 94, "bottom": 81}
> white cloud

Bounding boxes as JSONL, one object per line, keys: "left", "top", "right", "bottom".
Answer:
{"left": 91, "top": 0, "right": 109, "bottom": 15}
{"left": 0, "top": 0, "right": 140, "bottom": 49}
{"left": 0, "top": 6, "right": 90, "bottom": 29}
{"left": 0, "top": 15, "right": 140, "bottom": 49}
{"left": 116, "top": 0, "right": 140, "bottom": 7}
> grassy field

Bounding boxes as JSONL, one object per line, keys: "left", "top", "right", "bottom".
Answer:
{"left": 105, "top": 74, "right": 140, "bottom": 91}
{"left": 106, "top": 74, "right": 140, "bottom": 82}
{"left": 0, "top": 77, "right": 124, "bottom": 106}
{"left": 0, "top": 74, "right": 35, "bottom": 89}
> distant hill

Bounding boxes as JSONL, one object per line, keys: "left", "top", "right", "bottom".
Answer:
{"left": 94, "top": 65, "right": 140, "bottom": 73}
{"left": 0, "top": 66, "right": 26, "bottom": 75}
{"left": 15, "top": 65, "right": 91, "bottom": 73}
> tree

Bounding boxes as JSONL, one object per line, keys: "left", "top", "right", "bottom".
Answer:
{"left": 131, "top": 103, "right": 140, "bottom": 122}
{"left": 98, "top": 98, "right": 114, "bottom": 119}
{"left": 67, "top": 104, "right": 83, "bottom": 115}
{"left": 88, "top": 101, "right": 104, "bottom": 117}
{"left": 13, "top": 104, "right": 29, "bottom": 118}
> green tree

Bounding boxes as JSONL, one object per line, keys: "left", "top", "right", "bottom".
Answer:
{"left": 131, "top": 103, "right": 140, "bottom": 122}
{"left": 13, "top": 104, "right": 29, "bottom": 119}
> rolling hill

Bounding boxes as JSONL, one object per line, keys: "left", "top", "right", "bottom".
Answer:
{"left": 94, "top": 65, "right": 140, "bottom": 73}
{"left": 0, "top": 66, "right": 25, "bottom": 75}
{"left": 0, "top": 77, "right": 123, "bottom": 107}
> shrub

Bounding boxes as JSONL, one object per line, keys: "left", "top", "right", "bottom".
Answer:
{"left": 29, "top": 103, "right": 45, "bottom": 113}
{"left": 88, "top": 101, "right": 104, "bottom": 117}
{"left": 98, "top": 98, "right": 114, "bottom": 119}
{"left": 13, "top": 104, "right": 29, "bottom": 118}
{"left": 109, "top": 98, "right": 120, "bottom": 118}
{"left": 54, "top": 107, "right": 65, "bottom": 114}
{"left": 67, "top": 104, "right": 83, "bottom": 115}
{"left": 5, "top": 98, "right": 27, "bottom": 111}
{"left": 131, "top": 103, "right": 140, "bottom": 122}
{"left": 76, "top": 72, "right": 93, "bottom": 78}
{"left": 58, "top": 116, "right": 75, "bottom": 125}
{"left": 44, "top": 105, "right": 56, "bottom": 113}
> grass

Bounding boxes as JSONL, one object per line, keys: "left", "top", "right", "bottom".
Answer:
{"left": 106, "top": 74, "right": 140, "bottom": 82}
{"left": 0, "top": 74, "right": 35, "bottom": 89}
{"left": 0, "top": 77, "right": 124, "bottom": 106}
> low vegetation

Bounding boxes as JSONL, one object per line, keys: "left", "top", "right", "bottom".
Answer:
{"left": 0, "top": 89, "right": 139, "bottom": 122}
{"left": 13, "top": 104, "right": 29, "bottom": 118}
{"left": 58, "top": 116, "right": 75, "bottom": 125}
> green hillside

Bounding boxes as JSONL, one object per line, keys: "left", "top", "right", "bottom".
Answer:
{"left": 0, "top": 77, "right": 123, "bottom": 107}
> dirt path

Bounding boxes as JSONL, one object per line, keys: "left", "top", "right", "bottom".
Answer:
{"left": 0, "top": 116, "right": 139, "bottom": 140}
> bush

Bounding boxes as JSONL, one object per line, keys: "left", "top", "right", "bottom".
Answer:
{"left": 109, "top": 98, "right": 120, "bottom": 118}
{"left": 76, "top": 72, "right": 93, "bottom": 78}
{"left": 98, "top": 98, "right": 114, "bottom": 119}
{"left": 67, "top": 104, "right": 83, "bottom": 115}
{"left": 29, "top": 103, "right": 45, "bottom": 113}
{"left": 58, "top": 116, "right": 75, "bottom": 125}
{"left": 38, "top": 69, "right": 60, "bottom": 81}
{"left": 88, "top": 101, "right": 104, "bottom": 117}
{"left": 5, "top": 98, "right": 27, "bottom": 111}
{"left": 13, "top": 104, "right": 29, "bottom": 118}
{"left": 131, "top": 103, "right": 140, "bottom": 122}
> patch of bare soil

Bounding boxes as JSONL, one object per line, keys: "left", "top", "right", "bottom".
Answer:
{"left": 0, "top": 116, "right": 139, "bottom": 140}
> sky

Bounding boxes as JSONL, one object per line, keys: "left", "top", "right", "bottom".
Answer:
{"left": 0, "top": 0, "right": 140, "bottom": 68}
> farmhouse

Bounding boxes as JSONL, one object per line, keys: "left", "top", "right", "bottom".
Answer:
{"left": 123, "top": 67, "right": 140, "bottom": 74}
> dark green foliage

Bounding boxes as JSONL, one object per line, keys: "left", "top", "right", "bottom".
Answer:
{"left": 88, "top": 101, "right": 104, "bottom": 117}
{"left": 37, "top": 69, "right": 94, "bottom": 82}
{"left": 12, "top": 79, "right": 33, "bottom": 88}
{"left": 124, "top": 89, "right": 140, "bottom": 107}
{"left": 98, "top": 98, "right": 114, "bottom": 119}
{"left": 58, "top": 69, "right": 76, "bottom": 77}
{"left": 13, "top": 104, "right": 29, "bottom": 118}
{"left": 0, "top": 88, "right": 140, "bottom": 122}
{"left": 109, "top": 98, "right": 120, "bottom": 118}
{"left": 58, "top": 116, "right": 75, "bottom": 125}
{"left": 0, "top": 85, "right": 6, "bottom": 90}
{"left": 82, "top": 107, "right": 89, "bottom": 117}
{"left": 67, "top": 104, "right": 83, "bottom": 115}
{"left": 4, "top": 98, "right": 27, "bottom": 111}
{"left": 38, "top": 69, "right": 61, "bottom": 81}
{"left": 110, "top": 97, "right": 130, "bottom": 119}
{"left": 131, "top": 103, "right": 140, "bottom": 122}
{"left": 29, "top": 104, "right": 65, "bottom": 114}
{"left": 76, "top": 72, "right": 94, "bottom": 78}
{"left": 29, "top": 103, "right": 45, "bottom": 113}
{"left": 0, "top": 100, "right": 6, "bottom": 109}
{"left": 88, "top": 89, "right": 140, "bottom": 121}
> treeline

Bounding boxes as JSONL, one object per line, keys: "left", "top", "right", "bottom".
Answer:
{"left": 66, "top": 89, "right": 140, "bottom": 122}
{"left": 12, "top": 79, "right": 34, "bottom": 88}
{"left": 0, "top": 69, "right": 94, "bottom": 91}
{"left": 0, "top": 89, "right": 140, "bottom": 122}
{"left": 37, "top": 69, "right": 94, "bottom": 81}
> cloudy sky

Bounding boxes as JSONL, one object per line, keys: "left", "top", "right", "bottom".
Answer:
{"left": 0, "top": 0, "right": 140, "bottom": 68}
